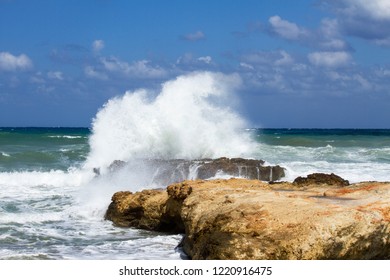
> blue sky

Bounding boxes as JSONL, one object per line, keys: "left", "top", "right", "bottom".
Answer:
{"left": 1, "top": 0, "right": 390, "bottom": 128}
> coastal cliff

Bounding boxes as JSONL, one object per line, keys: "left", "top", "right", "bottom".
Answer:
{"left": 105, "top": 175, "right": 390, "bottom": 260}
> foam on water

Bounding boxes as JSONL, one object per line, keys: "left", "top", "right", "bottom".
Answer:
{"left": 252, "top": 138, "right": 390, "bottom": 183}
{"left": 0, "top": 169, "right": 93, "bottom": 190}
{"left": 1, "top": 152, "right": 10, "bottom": 157}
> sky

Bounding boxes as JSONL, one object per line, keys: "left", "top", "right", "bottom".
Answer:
{"left": 0, "top": 0, "right": 390, "bottom": 128}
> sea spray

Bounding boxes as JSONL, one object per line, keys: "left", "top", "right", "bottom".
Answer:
{"left": 84, "top": 72, "right": 256, "bottom": 172}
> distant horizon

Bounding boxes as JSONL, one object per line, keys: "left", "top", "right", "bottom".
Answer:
{"left": 2, "top": 126, "right": 390, "bottom": 130}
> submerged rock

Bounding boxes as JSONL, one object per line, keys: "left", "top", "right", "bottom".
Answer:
{"left": 106, "top": 176, "right": 390, "bottom": 260}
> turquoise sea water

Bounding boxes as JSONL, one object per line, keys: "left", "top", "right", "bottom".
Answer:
{"left": 0, "top": 127, "right": 89, "bottom": 172}
{"left": 0, "top": 127, "right": 389, "bottom": 259}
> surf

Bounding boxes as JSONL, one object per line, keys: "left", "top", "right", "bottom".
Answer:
{"left": 84, "top": 71, "right": 256, "bottom": 173}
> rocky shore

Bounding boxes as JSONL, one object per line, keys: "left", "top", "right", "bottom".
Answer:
{"left": 105, "top": 172, "right": 390, "bottom": 260}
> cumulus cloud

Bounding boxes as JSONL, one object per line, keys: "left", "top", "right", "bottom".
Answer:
{"left": 198, "top": 56, "right": 212, "bottom": 64}
{"left": 47, "top": 71, "right": 64, "bottom": 80}
{"left": 0, "top": 52, "right": 33, "bottom": 71}
{"left": 308, "top": 51, "right": 352, "bottom": 67}
{"left": 101, "top": 57, "right": 167, "bottom": 79}
{"left": 180, "top": 31, "right": 205, "bottom": 41}
{"left": 275, "top": 50, "right": 294, "bottom": 66}
{"left": 341, "top": 0, "right": 390, "bottom": 20}
{"left": 175, "top": 53, "right": 216, "bottom": 70}
{"left": 268, "top": 15, "right": 309, "bottom": 40}
{"left": 84, "top": 66, "right": 108, "bottom": 80}
{"left": 266, "top": 15, "right": 350, "bottom": 51}
{"left": 92, "top": 40, "right": 105, "bottom": 52}
{"left": 318, "top": 18, "right": 350, "bottom": 50}
{"left": 240, "top": 50, "right": 294, "bottom": 67}
{"left": 323, "top": 0, "right": 390, "bottom": 46}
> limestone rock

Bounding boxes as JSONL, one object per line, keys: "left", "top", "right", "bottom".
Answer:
{"left": 105, "top": 189, "right": 168, "bottom": 230}
{"left": 105, "top": 176, "right": 390, "bottom": 259}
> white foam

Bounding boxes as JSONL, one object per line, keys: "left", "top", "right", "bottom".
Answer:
{"left": 84, "top": 72, "right": 256, "bottom": 172}
{"left": 48, "top": 135, "right": 84, "bottom": 139}
{"left": 0, "top": 169, "right": 94, "bottom": 190}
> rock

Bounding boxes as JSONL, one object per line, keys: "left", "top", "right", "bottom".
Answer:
{"left": 105, "top": 190, "right": 168, "bottom": 230}
{"left": 293, "top": 173, "right": 350, "bottom": 187}
{"left": 102, "top": 157, "right": 285, "bottom": 184}
{"left": 108, "top": 160, "right": 127, "bottom": 172}
{"left": 196, "top": 157, "right": 284, "bottom": 181}
{"left": 105, "top": 176, "right": 390, "bottom": 259}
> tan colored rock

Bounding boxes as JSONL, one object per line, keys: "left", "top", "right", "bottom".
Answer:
{"left": 105, "top": 189, "right": 168, "bottom": 230}
{"left": 105, "top": 178, "right": 390, "bottom": 259}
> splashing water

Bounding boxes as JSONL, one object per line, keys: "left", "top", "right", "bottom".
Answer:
{"left": 84, "top": 72, "right": 256, "bottom": 172}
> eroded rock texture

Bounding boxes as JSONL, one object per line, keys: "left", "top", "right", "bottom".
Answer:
{"left": 105, "top": 175, "right": 390, "bottom": 260}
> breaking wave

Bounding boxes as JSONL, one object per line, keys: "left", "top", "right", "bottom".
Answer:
{"left": 84, "top": 72, "right": 256, "bottom": 172}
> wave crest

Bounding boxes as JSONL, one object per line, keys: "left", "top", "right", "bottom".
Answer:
{"left": 84, "top": 72, "right": 255, "bottom": 170}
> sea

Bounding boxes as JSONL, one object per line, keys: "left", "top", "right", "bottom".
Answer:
{"left": 1, "top": 72, "right": 389, "bottom": 260}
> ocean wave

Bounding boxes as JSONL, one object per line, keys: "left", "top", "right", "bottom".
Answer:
{"left": 1, "top": 152, "right": 10, "bottom": 157}
{"left": 48, "top": 135, "right": 85, "bottom": 139}
{"left": 84, "top": 72, "right": 256, "bottom": 171}
{"left": 0, "top": 169, "right": 94, "bottom": 189}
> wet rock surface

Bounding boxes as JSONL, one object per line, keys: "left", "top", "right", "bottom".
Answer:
{"left": 105, "top": 174, "right": 390, "bottom": 260}
{"left": 104, "top": 157, "right": 285, "bottom": 185}
{"left": 293, "top": 173, "right": 350, "bottom": 187}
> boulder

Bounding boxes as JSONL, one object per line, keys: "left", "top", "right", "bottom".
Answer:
{"left": 293, "top": 173, "right": 350, "bottom": 187}
{"left": 105, "top": 190, "right": 168, "bottom": 230}
{"left": 105, "top": 175, "right": 390, "bottom": 259}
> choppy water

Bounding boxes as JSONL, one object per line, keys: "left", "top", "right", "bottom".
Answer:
{"left": 1, "top": 72, "right": 389, "bottom": 259}
{"left": 252, "top": 129, "right": 390, "bottom": 183}
{"left": 0, "top": 127, "right": 184, "bottom": 260}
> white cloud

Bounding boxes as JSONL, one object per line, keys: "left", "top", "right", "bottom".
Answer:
{"left": 47, "top": 71, "right": 64, "bottom": 80}
{"left": 240, "top": 62, "right": 255, "bottom": 71}
{"left": 101, "top": 57, "right": 127, "bottom": 72}
{"left": 101, "top": 57, "right": 167, "bottom": 78}
{"left": 175, "top": 53, "right": 215, "bottom": 68}
{"left": 275, "top": 51, "right": 294, "bottom": 66}
{"left": 265, "top": 15, "right": 349, "bottom": 51}
{"left": 0, "top": 52, "right": 33, "bottom": 71}
{"left": 268, "top": 15, "right": 308, "bottom": 40}
{"left": 129, "top": 60, "right": 167, "bottom": 78}
{"left": 343, "top": 0, "right": 390, "bottom": 20}
{"left": 373, "top": 37, "right": 390, "bottom": 47}
{"left": 323, "top": 0, "right": 390, "bottom": 46}
{"left": 92, "top": 40, "right": 105, "bottom": 52}
{"left": 181, "top": 31, "right": 205, "bottom": 41}
{"left": 84, "top": 66, "right": 108, "bottom": 80}
{"left": 198, "top": 56, "right": 212, "bottom": 64}
{"left": 353, "top": 74, "right": 372, "bottom": 90}
{"left": 30, "top": 74, "right": 45, "bottom": 84}
{"left": 318, "top": 18, "right": 350, "bottom": 51}
{"left": 308, "top": 51, "right": 352, "bottom": 67}
{"left": 240, "top": 50, "right": 294, "bottom": 67}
